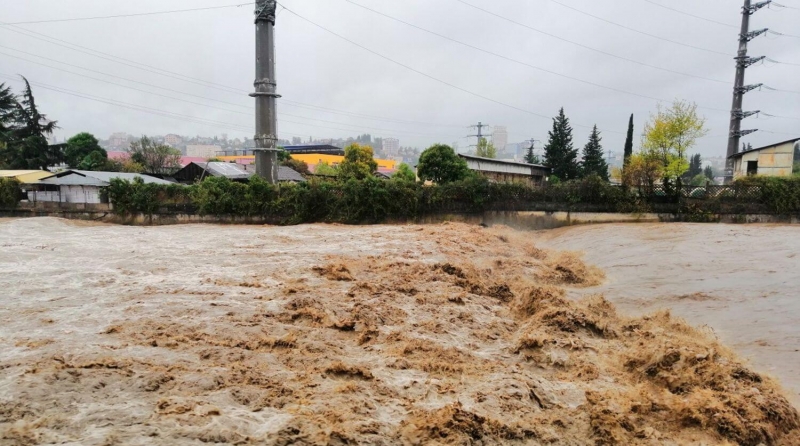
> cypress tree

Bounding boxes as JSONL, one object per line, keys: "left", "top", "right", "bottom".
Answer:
{"left": 543, "top": 108, "right": 579, "bottom": 181}
{"left": 581, "top": 125, "right": 609, "bottom": 180}
{"left": 623, "top": 114, "right": 634, "bottom": 166}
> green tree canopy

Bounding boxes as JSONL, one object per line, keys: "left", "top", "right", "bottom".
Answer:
{"left": 314, "top": 161, "right": 339, "bottom": 177}
{"left": 580, "top": 125, "right": 609, "bottom": 181}
{"left": 623, "top": 114, "right": 634, "bottom": 167}
{"left": 65, "top": 132, "right": 105, "bottom": 168}
{"left": 642, "top": 100, "right": 707, "bottom": 182}
{"left": 392, "top": 163, "right": 416, "bottom": 182}
{"left": 523, "top": 142, "right": 541, "bottom": 164}
{"left": 684, "top": 154, "right": 703, "bottom": 180}
{"left": 543, "top": 108, "right": 580, "bottom": 181}
{"left": 77, "top": 150, "right": 112, "bottom": 171}
{"left": 128, "top": 136, "right": 181, "bottom": 174}
{"left": 704, "top": 165, "right": 715, "bottom": 181}
{"left": 475, "top": 137, "right": 497, "bottom": 159}
{"left": 338, "top": 143, "right": 378, "bottom": 180}
{"left": 0, "top": 77, "right": 60, "bottom": 170}
{"left": 417, "top": 144, "right": 470, "bottom": 184}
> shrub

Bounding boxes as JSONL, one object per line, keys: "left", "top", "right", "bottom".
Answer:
{"left": 0, "top": 177, "right": 21, "bottom": 208}
{"left": 735, "top": 176, "right": 800, "bottom": 214}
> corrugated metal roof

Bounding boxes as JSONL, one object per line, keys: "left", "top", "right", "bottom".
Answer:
{"left": 205, "top": 162, "right": 252, "bottom": 180}
{"left": 0, "top": 170, "right": 54, "bottom": 183}
{"left": 278, "top": 166, "right": 306, "bottom": 183}
{"left": 39, "top": 170, "right": 175, "bottom": 186}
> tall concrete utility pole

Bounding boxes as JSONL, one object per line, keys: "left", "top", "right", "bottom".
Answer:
{"left": 725, "top": 0, "right": 770, "bottom": 182}
{"left": 251, "top": 0, "right": 281, "bottom": 183}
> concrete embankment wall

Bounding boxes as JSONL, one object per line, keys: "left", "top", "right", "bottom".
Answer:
{"left": 2, "top": 204, "right": 799, "bottom": 230}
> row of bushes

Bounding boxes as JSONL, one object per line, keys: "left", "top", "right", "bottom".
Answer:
{"left": 27, "top": 174, "right": 800, "bottom": 224}
{"left": 103, "top": 175, "right": 649, "bottom": 224}
{"left": 736, "top": 176, "right": 800, "bottom": 214}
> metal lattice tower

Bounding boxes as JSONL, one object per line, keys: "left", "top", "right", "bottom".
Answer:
{"left": 467, "top": 122, "right": 490, "bottom": 150}
{"left": 725, "top": 0, "right": 771, "bottom": 182}
{"left": 251, "top": 0, "right": 281, "bottom": 183}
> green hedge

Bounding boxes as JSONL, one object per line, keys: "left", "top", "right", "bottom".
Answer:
{"left": 103, "top": 175, "right": 644, "bottom": 223}
{"left": 735, "top": 176, "right": 800, "bottom": 214}
{"left": 0, "top": 178, "right": 21, "bottom": 208}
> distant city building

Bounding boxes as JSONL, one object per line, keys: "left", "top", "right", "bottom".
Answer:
{"left": 492, "top": 126, "right": 508, "bottom": 151}
{"left": 382, "top": 138, "right": 400, "bottom": 155}
{"left": 164, "top": 134, "right": 182, "bottom": 146}
{"left": 109, "top": 132, "right": 130, "bottom": 150}
{"left": 185, "top": 145, "right": 222, "bottom": 158}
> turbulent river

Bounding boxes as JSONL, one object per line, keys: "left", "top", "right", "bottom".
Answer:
{"left": 540, "top": 223, "right": 800, "bottom": 406}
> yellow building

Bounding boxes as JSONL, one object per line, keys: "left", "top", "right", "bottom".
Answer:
{"left": 217, "top": 154, "right": 397, "bottom": 171}
{"left": 0, "top": 170, "right": 53, "bottom": 183}
{"left": 729, "top": 138, "right": 799, "bottom": 178}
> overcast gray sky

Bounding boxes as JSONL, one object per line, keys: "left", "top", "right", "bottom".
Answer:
{"left": 1, "top": 0, "right": 798, "bottom": 156}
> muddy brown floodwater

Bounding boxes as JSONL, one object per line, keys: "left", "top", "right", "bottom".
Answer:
{"left": 1, "top": 218, "right": 799, "bottom": 445}
{"left": 540, "top": 223, "right": 800, "bottom": 407}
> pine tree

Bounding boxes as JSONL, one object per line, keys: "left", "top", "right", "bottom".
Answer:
{"left": 0, "top": 77, "right": 59, "bottom": 170}
{"left": 543, "top": 108, "right": 579, "bottom": 181}
{"left": 580, "top": 125, "right": 609, "bottom": 181}
{"left": 524, "top": 142, "right": 540, "bottom": 164}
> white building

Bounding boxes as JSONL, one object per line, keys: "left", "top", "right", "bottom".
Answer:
{"left": 382, "top": 138, "right": 400, "bottom": 155}
{"left": 28, "top": 170, "right": 174, "bottom": 204}
{"left": 492, "top": 126, "right": 508, "bottom": 151}
{"left": 729, "top": 138, "right": 800, "bottom": 178}
{"left": 185, "top": 145, "right": 222, "bottom": 158}
{"left": 164, "top": 134, "right": 183, "bottom": 146}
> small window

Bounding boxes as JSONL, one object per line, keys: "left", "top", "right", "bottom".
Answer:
{"left": 746, "top": 160, "right": 758, "bottom": 176}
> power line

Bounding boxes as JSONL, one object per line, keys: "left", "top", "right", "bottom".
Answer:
{"left": 0, "top": 25, "right": 468, "bottom": 130}
{"left": 641, "top": 0, "right": 738, "bottom": 28}
{"left": 0, "top": 48, "right": 474, "bottom": 136}
{"left": 345, "top": 0, "right": 725, "bottom": 101}
{"left": 0, "top": 74, "right": 255, "bottom": 133}
{"left": 0, "top": 22, "right": 246, "bottom": 94}
{"left": 278, "top": 2, "right": 622, "bottom": 133}
{"left": 3, "top": 3, "right": 253, "bottom": 25}
{"left": 451, "top": 0, "right": 731, "bottom": 84}
{"left": 548, "top": 0, "right": 733, "bottom": 56}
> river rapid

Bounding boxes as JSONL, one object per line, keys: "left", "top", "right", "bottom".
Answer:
{"left": 540, "top": 223, "right": 800, "bottom": 406}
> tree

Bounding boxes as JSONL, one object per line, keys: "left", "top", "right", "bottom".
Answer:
{"left": 392, "top": 163, "right": 416, "bottom": 182}
{"left": 623, "top": 114, "right": 634, "bottom": 167}
{"left": 543, "top": 108, "right": 580, "bottom": 181}
{"left": 314, "top": 161, "right": 338, "bottom": 177}
{"left": 77, "top": 150, "right": 113, "bottom": 171}
{"left": 0, "top": 83, "right": 16, "bottom": 138}
{"left": 622, "top": 153, "right": 662, "bottom": 196}
{"left": 338, "top": 143, "right": 378, "bottom": 180}
{"left": 524, "top": 142, "right": 540, "bottom": 164}
{"left": 689, "top": 173, "right": 709, "bottom": 186}
{"left": 0, "top": 77, "right": 60, "bottom": 170}
{"left": 475, "top": 137, "right": 497, "bottom": 159}
{"left": 580, "top": 125, "right": 609, "bottom": 181}
{"left": 704, "top": 165, "right": 715, "bottom": 181}
{"left": 417, "top": 144, "right": 470, "bottom": 184}
{"left": 65, "top": 132, "right": 104, "bottom": 168}
{"left": 641, "top": 100, "right": 707, "bottom": 184}
{"left": 128, "top": 136, "right": 181, "bottom": 174}
{"left": 283, "top": 157, "right": 310, "bottom": 176}
{"left": 684, "top": 154, "right": 703, "bottom": 180}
